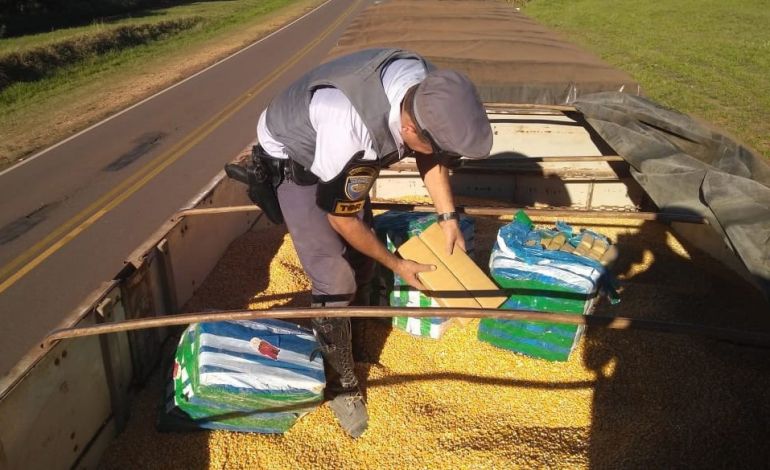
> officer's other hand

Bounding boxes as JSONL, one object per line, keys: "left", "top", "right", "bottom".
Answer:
{"left": 395, "top": 259, "right": 435, "bottom": 291}
{"left": 439, "top": 219, "right": 466, "bottom": 255}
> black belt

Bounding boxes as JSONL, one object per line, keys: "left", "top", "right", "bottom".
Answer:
{"left": 254, "top": 145, "right": 318, "bottom": 186}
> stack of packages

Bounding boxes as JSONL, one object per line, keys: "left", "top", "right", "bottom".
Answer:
{"left": 373, "top": 211, "right": 475, "bottom": 338}
{"left": 159, "top": 319, "right": 325, "bottom": 433}
{"left": 478, "top": 211, "right": 618, "bottom": 361}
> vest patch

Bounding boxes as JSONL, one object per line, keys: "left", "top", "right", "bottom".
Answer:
{"left": 344, "top": 166, "right": 378, "bottom": 200}
{"left": 333, "top": 200, "right": 365, "bottom": 215}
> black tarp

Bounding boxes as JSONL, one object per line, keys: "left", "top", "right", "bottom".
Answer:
{"left": 575, "top": 92, "right": 770, "bottom": 299}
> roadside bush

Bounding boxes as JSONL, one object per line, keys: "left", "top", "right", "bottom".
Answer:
{"left": 0, "top": 0, "right": 178, "bottom": 37}
{"left": 0, "top": 17, "right": 202, "bottom": 91}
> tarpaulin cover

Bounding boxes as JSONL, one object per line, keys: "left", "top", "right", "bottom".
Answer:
{"left": 328, "top": 0, "right": 640, "bottom": 104}
{"left": 575, "top": 92, "right": 770, "bottom": 299}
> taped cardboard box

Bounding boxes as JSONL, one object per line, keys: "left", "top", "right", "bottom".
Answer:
{"left": 373, "top": 211, "right": 476, "bottom": 338}
{"left": 397, "top": 222, "right": 507, "bottom": 332}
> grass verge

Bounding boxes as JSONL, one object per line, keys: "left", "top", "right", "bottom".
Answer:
{"left": 0, "top": 18, "right": 203, "bottom": 89}
{"left": 0, "top": 0, "right": 325, "bottom": 170}
{"left": 525, "top": 0, "right": 770, "bottom": 160}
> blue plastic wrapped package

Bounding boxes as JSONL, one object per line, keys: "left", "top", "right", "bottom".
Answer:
{"left": 478, "top": 211, "right": 617, "bottom": 361}
{"left": 160, "top": 319, "right": 325, "bottom": 433}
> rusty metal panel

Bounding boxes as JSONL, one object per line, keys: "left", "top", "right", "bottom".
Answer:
{"left": 372, "top": 171, "right": 430, "bottom": 200}
{"left": 121, "top": 263, "right": 162, "bottom": 383}
{"left": 451, "top": 173, "right": 517, "bottom": 201}
{"left": 513, "top": 177, "right": 593, "bottom": 208}
{"left": 377, "top": 171, "right": 640, "bottom": 210}
{"left": 489, "top": 112, "right": 605, "bottom": 157}
{"left": 589, "top": 179, "right": 645, "bottom": 210}
{"left": 72, "top": 420, "right": 116, "bottom": 470}
{"left": 166, "top": 175, "right": 258, "bottom": 309}
{"left": 0, "top": 316, "right": 110, "bottom": 470}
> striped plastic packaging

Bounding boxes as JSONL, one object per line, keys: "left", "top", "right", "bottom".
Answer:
{"left": 478, "top": 213, "right": 608, "bottom": 361}
{"left": 162, "top": 319, "right": 325, "bottom": 433}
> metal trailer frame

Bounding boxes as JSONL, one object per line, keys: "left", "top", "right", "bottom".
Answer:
{"left": 0, "top": 105, "right": 757, "bottom": 470}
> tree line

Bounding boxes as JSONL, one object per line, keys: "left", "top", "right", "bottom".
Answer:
{"left": 0, "top": 0, "right": 179, "bottom": 37}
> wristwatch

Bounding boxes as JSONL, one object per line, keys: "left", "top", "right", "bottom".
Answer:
{"left": 437, "top": 211, "right": 459, "bottom": 222}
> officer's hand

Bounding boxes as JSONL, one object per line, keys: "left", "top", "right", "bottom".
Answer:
{"left": 395, "top": 259, "right": 435, "bottom": 291}
{"left": 439, "top": 219, "right": 466, "bottom": 255}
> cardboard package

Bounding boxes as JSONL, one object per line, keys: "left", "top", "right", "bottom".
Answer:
{"left": 397, "top": 222, "right": 507, "bottom": 324}
{"left": 373, "top": 211, "right": 475, "bottom": 338}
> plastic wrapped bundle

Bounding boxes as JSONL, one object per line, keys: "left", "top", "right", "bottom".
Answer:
{"left": 478, "top": 211, "right": 616, "bottom": 361}
{"left": 160, "top": 319, "right": 325, "bottom": 433}
{"left": 373, "top": 211, "right": 475, "bottom": 338}
{"left": 392, "top": 316, "right": 450, "bottom": 339}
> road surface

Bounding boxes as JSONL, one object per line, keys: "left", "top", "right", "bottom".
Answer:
{"left": 0, "top": 0, "right": 367, "bottom": 380}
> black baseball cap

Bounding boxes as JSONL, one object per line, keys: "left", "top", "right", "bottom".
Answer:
{"left": 412, "top": 70, "right": 493, "bottom": 159}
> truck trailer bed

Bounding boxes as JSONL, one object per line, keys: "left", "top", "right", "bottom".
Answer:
{"left": 99, "top": 210, "right": 770, "bottom": 469}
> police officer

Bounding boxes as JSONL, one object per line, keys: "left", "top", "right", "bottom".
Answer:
{"left": 231, "top": 48, "right": 493, "bottom": 438}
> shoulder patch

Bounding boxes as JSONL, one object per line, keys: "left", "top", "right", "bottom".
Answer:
{"left": 344, "top": 166, "right": 378, "bottom": 200}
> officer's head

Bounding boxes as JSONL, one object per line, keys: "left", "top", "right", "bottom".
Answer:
{"left": 400, "top": 69, "right": 493, "bottom": 160}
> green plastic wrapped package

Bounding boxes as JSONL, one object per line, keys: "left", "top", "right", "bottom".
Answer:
{"left": 478, "top": 211, "right": 614, "bottom": 361}
{"left": 159, "top": 319, "right": 325, "bottom": 433}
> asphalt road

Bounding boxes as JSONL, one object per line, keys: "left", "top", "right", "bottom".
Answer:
{"left": 0, "top": 0, "right": 367, "bottom": 380}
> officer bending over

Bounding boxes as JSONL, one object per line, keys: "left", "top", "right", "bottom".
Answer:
{"left": 227, "top": 48, "right": 493, "bottom": 438}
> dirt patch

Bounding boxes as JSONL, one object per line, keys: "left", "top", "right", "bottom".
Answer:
{"left": 0, "top": 0, "right": 324, "bottom": 170}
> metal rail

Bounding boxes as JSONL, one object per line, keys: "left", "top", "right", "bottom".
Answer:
{"left": 486, "top": 103, "right": 577, "bottom": 113}
{"left": 176, "top": 203, "right": 706, "bottom": 224}
{"left": 45, "top": 306, "right": 770, "bottom": 348}
{"left": 371, "top": 203, "right": 707, "bottom": 223}
{"left": 387, "top": 156, "right": 626, "bottom": 172}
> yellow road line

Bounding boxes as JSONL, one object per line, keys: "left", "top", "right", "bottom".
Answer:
{"left": 0, "top": 0, "right": 360, "bottom": 295}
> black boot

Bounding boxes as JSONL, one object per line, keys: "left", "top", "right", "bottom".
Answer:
{"left": 312, "top": 316, "right": 369, "bottom": 438}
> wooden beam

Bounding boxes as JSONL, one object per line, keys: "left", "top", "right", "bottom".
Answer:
{"left": 175, "top": 203, "right": 707, "bottom": 224}
{"left": 45, "top": 306, "right": 770, "bottom": 348}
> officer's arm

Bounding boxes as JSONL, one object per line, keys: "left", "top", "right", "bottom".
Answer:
{"left": 316, "top": 157, "right": 434, "bottom": 291}
{"left": 416, "top": 155, "right": 466, "bottom": 254}
{"left": 327, "top": 216, "right": 431, "bottom": 291}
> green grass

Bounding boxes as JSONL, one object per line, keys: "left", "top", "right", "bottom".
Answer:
{"left": 0, "top": 0, "right": 295, "bottom": 102}
{"left": 0, "top": 0, "right": 317, "bottom": 167}
{"left": 525, "top": 0, "right": 770, "bottom": 160}
{"left": 0, "top": 18, "right": 205, "bottom": 90}
{"left": 0, "top": 1, "right": 291, "bottom": 55}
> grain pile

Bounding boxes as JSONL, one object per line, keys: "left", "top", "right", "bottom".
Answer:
{"left": 101, "top": 214, "right": 770, "bottom": 469}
